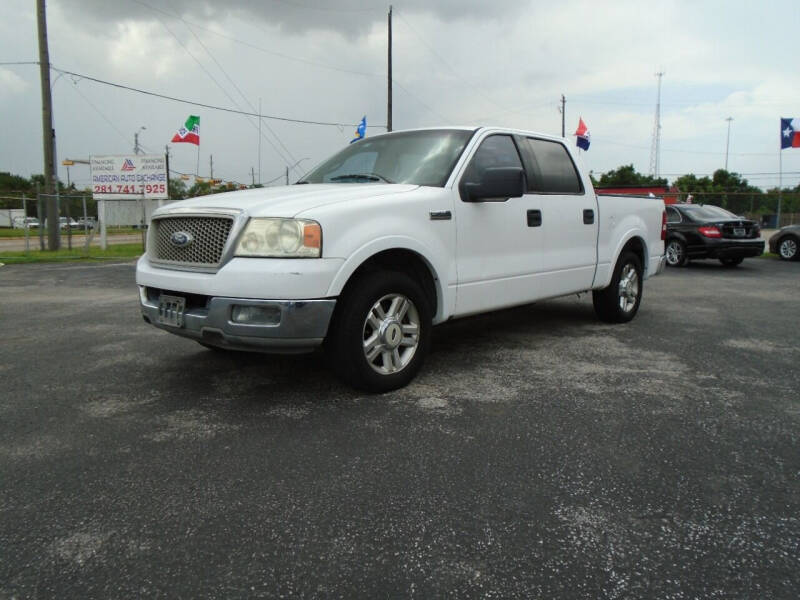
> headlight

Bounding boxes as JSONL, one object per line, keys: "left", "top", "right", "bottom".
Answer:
{"left": 235, "top": 218, "right": 321, "bottom": 257}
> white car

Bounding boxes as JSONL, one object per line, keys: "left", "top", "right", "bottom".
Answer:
{"left": 137, "top": 127, "right": 666, "bottom": 391}
{"left": 13, "top": 217, "right": 40, "bottom": 229}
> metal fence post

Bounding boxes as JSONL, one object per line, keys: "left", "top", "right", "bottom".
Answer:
{"left": 65, "top": 198, "right": 72, "bottom": 250}
{"left": 100, "top": 199, "right": 107, "bottom": 250}
{"left": 23, "top": 194, "right": 30, "bottom": 253}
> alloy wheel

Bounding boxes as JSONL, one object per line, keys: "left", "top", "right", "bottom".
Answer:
{"left": 362, "top": 293, "right": 421, "bottom": 375}
{"left": 617, "top": 263, "right": 639, "bottom": 313}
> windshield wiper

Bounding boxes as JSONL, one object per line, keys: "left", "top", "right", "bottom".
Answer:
{"left": 330, "top": 172, "right": 394, "bottom": 183}
{"left": 295, "top": 180, "right": 309, "bottom": 184}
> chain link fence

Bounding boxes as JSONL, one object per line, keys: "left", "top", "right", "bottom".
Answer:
{"left": 0, "top": 191, "right": 149, "bottom": 253}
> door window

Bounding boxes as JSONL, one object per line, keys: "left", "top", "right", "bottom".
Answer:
{"left": 462, "top": 135, "right": 523, "bottom": 186}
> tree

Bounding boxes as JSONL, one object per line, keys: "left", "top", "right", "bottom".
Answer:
{"left": 673, "top": 170, "right": 762, "bottom": 214}
{"left": 168, "top": 178, "right": 188, "bottom": 200}
{"left": 187, "top": 180, "right": 213, "bottom": 197}
{"left": 598, "top": 164, "right": 667, "bottom": 187}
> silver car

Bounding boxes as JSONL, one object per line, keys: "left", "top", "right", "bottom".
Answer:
{"left": 769, "top": 225, "right": 800, "bottom": 261}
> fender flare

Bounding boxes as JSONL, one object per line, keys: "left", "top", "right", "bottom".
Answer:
{"left": 325, "top": 236, "right": 452, "bottom": 322}
{"left": 600, "top": 229, "right": 650, "bottom": 287}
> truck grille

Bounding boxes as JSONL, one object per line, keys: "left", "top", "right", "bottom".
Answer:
{"left": 151, "top": 216, "right": 234, "bottom": 268}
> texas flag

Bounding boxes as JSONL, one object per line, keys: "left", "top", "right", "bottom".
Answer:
{"left": 574, "top": 117, "right": 590, "bottom": 151}
{"left": 781, "top": 118, "right": 800, "bottom": 149}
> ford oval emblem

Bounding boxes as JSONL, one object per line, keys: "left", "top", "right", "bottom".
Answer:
{"left": 170, "top": 231, "right": 194, "bottom": 248}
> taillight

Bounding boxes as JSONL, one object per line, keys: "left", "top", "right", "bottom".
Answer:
{"left": 698, "top": 226, "right": 722, "bottom": 238}
{"left": 661, "top": 210, "right": 667, "bottom": 241}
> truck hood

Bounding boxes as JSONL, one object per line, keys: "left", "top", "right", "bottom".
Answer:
{"left": 154, "top": 183, "right": 419, "bottom": 218}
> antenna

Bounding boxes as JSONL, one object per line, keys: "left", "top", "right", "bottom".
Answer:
{"left": 649, "top": 71, "right": 664, "bottom": 178}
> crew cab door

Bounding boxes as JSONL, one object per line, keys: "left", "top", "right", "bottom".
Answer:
{"left": 516, "top": 136, "right": 598, "bottom": 295}
{"left": 453, "top": 133, "right": 544, "bottom": 316}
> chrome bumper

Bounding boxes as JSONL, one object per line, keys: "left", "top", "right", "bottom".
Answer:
{"left": 139, "top": 288, "right": 336, "bottom": 354}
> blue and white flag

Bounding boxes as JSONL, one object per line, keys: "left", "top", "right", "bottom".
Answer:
{"left": 350, "top": 116, "right": 367, "bottom": 144}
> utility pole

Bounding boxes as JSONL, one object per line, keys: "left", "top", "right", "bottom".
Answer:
{"left": 724, "top": 117, "right": 734, "bottom": 171}
{"left": 560, "top": 94, "right": 566, "bottom": 137}
{"left": 387, "top": 5, "right": 393, "bottom": 132}
{"left": 251, "top": 167, "right": 255, "bottom": 187}
{"left": 164, "top": 144, "right": 170, "bottom": 204}
{"left": 134, "top": 126, "right": 146, "bottom": 155}
{"left": 209, "top": 154, "right": 213, "bottom": 180}
{"left": 37, "top": 0, "right": 59, "bottom": 250}
{"left": 649, "top": 71, "right": 665, "bottom": 179}
{"left": 285, "top": 166, "right": 289, "bottom": 186}
{"left": 258, "top": 97, "right": 262, "bottom": 184}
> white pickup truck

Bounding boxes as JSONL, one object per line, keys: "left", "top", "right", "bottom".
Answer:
{"left": 137, "top": 127, "right": 666, "bottom": 391}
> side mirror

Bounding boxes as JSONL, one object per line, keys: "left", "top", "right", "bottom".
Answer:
{"left": 462, "top": 167, "right": 526, "bottom": 202}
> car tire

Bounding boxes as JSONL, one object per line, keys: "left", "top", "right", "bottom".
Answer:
{"left": 325, "top": 270, "right": 432, "bottom": 393}
{"left": 777, "top": 235, "right": 799, "bottom": 261}
{"left": 665, "top": 239, "right": 687, "bottom": 267}
{"left": 719, "top": 257, "right": 743, "bottom": 267}
{"left": 593, "top": 251, "right": 643, "bottom": 324}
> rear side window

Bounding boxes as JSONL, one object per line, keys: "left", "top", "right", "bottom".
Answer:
{"left": 666, "top": 206, "right": 682, "bottom": 223}
{"left": 522, "top": 137, "right": 583, "bottom": 194}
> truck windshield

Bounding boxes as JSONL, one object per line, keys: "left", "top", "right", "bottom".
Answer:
{"left": 299, "top": 129, "right": 474, "bottom": 187}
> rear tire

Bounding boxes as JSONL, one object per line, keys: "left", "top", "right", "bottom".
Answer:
{"left": 719, "top": 257, "right": 743, "bottom": 267}
{"left": 325, "top": 270, "right": 432, "bottom": 393}
{"left": 778, "top": 235, "right": 799, "bottom": 261}
{"left": 665, "top": 239, "right": 687, "bottom": 267}
{"left": 593, "top": 251, "right": 643, "bottom": 324}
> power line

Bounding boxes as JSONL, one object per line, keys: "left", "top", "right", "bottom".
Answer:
{"left": 50, "top": 66, "right": 385, "bottom": 129}
{"left": 145, "top": 2, "right": 295, "bottom": 169}
{"left": 393, "top": 9, "right": 507, "bottom": 113}
{"left": 602, "top": 138, "right": 777, "bottom": 157}
{"left": 130, "top": 0, "right": 380, "bottom": 79}
{"left": 67, "top": 77, "right": 144, "bottom": 150}
{"left": 263, "top": 0, "right": 382, "bottom": 13}
{"left": 155, "top": 0, "right": 299, "bottom": 172}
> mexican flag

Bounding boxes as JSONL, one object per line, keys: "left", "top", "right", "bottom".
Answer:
{"left": 171, "top": 115, "right": 200, "bottom": 145}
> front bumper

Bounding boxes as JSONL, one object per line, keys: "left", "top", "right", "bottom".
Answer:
{"left": 139, "top": 287, "right": 336, "bottom": 354}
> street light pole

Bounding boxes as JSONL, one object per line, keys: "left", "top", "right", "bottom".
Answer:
{"left": 134, "top": 126, "right": 146, "bottom": 155}
{"left": 724, "top": 117, "right": 733, "bottom": 171}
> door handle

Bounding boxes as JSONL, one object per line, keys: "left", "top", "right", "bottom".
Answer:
{"left": 527, "top": 209, "right": 542, "bottom": 227}
{"left": 429, "top": 210, "right": 451, "bottom": 221}
{"left": 583, "top": 209, "right": 595, "bottom": 224}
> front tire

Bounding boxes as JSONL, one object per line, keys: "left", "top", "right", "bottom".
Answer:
{"left": 665, "top": 239, "right": 687, "bottom": 267}
{"left": 325, "top": 270, "right": 432, "bottom": 393}
{"left": 778, "top": 235, "right": 799, "bottom": 261}
{"left": 593, "top": 251, "right": 643, "bottom": 324}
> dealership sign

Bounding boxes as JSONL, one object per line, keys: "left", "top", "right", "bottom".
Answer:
{"left": 90, "top": 154, "right": 168, "bottom": 200}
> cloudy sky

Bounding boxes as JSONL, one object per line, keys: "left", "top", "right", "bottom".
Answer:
{"left": 1, "top": 0, "right": 799, "bottom": 190}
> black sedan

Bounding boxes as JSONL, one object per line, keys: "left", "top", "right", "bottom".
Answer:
{"left": 665, "top": 204, "right": 764, "bottom": 267}
{"left": 768, "top": 225, "right": 800, "bottom": 261}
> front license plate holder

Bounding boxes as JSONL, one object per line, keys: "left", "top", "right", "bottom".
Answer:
{"left": 733, "top": 228, "right": 746, "bottom": 237}
{"left": 157, "top": 294, "right": 186, "bottom": 328}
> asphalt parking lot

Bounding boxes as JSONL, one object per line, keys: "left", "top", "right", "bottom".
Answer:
{"left": 1, "top": 257, "right": 798, "bottom": 598}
